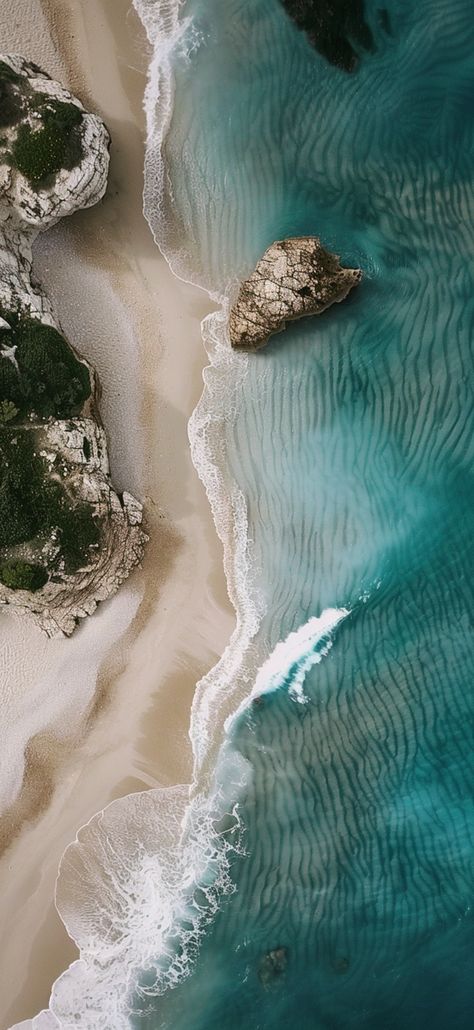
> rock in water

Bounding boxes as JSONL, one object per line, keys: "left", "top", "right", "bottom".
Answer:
{"left": 257, "top": 946, "right": 289, "bottom": 988}
{"left": 279, "top": 1, "right": 375, "bottom": 72}
{"left": 0, "top": 55, "right": 146, "bottom": 636}
{"left": 229, "top": 236, "right": 361, "bottom": 351}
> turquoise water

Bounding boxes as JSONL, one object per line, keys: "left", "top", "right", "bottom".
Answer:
{"left": 133, "top": 0, "right": 474, "bottom": 1026}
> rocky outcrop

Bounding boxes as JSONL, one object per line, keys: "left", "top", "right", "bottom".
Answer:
{"left": 229, "top": 236, "right": 361, "bottom": 351}
{"left": 0, "top": 55, "right": 146, "bottom": 636}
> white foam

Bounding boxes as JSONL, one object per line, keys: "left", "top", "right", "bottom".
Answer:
{"left": 11, "top": 4, "right": 349, "bottom": 1027}
{"left": 229, "top": 606, "right": 350, "bottom": 719}
{"left": 15, "top": 769, "right": 250, "bottom": 1028}
{"left": 9, "top": 2, "right": 264, "bottom": 1023}
{"left": 134, "top": 0, "right": 266, "bottom": 780}
{"left": 11, "top": 603, "right": 347, "bottom": 1029}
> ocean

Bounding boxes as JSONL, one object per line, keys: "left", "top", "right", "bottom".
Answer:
{"left": 131, "top": 0, "right": 474, "bottom": 1025}
{"left": 17, "top": 0, "right": 474, "bottom": 1026}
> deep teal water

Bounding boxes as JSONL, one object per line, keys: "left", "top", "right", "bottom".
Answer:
{"left": 134, "top": 0, "right": 474, "bottom": 1026}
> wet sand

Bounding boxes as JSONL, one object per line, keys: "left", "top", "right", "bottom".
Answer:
{"left": 0, "top": 0, "right": 234, "bottom": 1025}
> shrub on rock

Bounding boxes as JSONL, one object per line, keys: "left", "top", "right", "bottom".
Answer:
{"left": 11, "top": 98, "right": 83, "bottom": 186}
{"left": 0, "top": 559, "right": 48, "bottom": 591}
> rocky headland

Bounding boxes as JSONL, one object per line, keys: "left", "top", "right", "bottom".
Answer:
{"left": 229, "top": 236, "right": 361, "bottom": 351}
{"left": 0, "top": 55, "right": 146, "bottom": 636}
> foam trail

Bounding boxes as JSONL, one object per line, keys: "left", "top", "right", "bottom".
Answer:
{"left": 9, "top": 783, "right": 246, "bottom": 1028}
{"left": 124, "top": 0, "right": 268, "bottom": 783}
{"left": 11, "top": 603, "right": 348, "bottom": 1029}
{"left": 230, "top": 606, "right": 349, "bottom": 716}
{"left": 132, "top": 0, "right": 268, "bottom": 779}
{"left": 8, "top": 2, "right": 268, "bottom": 1026}
{"left": 250, "top": 606, "right": 348, "bottom": 704}
{"left": 8, "top": 0, "right": 354, "bottom": 1024}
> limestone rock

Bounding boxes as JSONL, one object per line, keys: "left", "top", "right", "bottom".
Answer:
{"left": 229, "top": 236, "right": 361, "bottom": 351}
{"left": 0, "top": 55, "right": 146, "bottom": 636}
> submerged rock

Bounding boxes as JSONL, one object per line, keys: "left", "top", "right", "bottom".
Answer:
{"left": 279, "top": 1, "right": 376, "bottom": 72}
{"left": 0, "top": 55, "right": 146, "bottom": 636}
{"left": 257, "top": 946, "right": 289, "bottom": 988}
{"left": 332, "top": 954, "right": 350, "bottom": 973}
{"left": 229, "top": 236, "right": 361, "bottom": 351}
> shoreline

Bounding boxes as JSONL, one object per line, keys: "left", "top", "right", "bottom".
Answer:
{"left": 0, "top": 0, "right": 234, "bottom": 1025}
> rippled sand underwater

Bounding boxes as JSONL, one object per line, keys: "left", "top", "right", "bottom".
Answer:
{"left": 133, "top": 0, "right": 474, "bottom": 1026}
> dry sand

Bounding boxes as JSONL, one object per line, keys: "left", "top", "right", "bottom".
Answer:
{"left": 0, "top": 0, "right": 234, "bottom": 1025}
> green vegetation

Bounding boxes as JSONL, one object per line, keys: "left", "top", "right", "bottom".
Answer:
{"left": 0, "top": 355, "right": 22, "bottom": 413}
{"left": 0, "top": 400, "right": 19, "bottom": 424}
{"left": 0, "top": 316, "right": 91, "bottom": 418}
{"left": 0, "top": 61, "right": 21, "bottom": 83}
{"left": 33, "top": 96, "right": 83, "bottom": 135}
{"left": 1, "top": 62, "right": 86, "bottom": 185}
{"left": 0, "top": 61, "right": 24, "bottom": 129}
{"left": 0, "top": 431, "right": 38, "bottom": 547}
{"left": 11, "top": 97, "right": 83, "bottom": 186}
{"left": 57, "top": 501, "right": 102, "bottom": 572}
{"left": 0, "top": 429, "right": 101, "bottom": 574}
{"left": 0, "top": 67, "right": 102, "bottom": 596}
{"left": 0, "top": 559, "right": 48, "bottom": 592}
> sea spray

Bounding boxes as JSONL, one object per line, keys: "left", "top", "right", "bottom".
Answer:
{"left": 187, "top": 301, "right": 266, "bottom": 778}
{"left": 11, "top": 607, "right": 348, "bottom": 1029}
{"left": 9, "top": 784, "right": 245, "bottom": 1029}
{"left": 127, "top": 2, "right": 474, "bottom": 1025}
{"left": 131, "top": 0, "right": 273, "bottom": 784}
{"left": 9, "top": 0, "right": 274, "bottom": 1025}
{"left": 228, "top": 606, "right": 349, "bottom": 715}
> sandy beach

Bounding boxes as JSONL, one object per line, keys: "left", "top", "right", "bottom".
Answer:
{"left": 0, "top": 0, "right": 234, "bottom": 1025}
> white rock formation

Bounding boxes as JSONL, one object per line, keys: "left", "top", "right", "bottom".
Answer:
{"left": 0, "top": 55, "right": 146, "bottom": 636}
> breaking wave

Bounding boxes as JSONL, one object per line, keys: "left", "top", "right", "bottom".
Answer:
{"left": 8, "top": 1, "right": 347, "bottom": 1026}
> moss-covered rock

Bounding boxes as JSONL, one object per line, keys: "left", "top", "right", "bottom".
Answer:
{"left": 0, "top": 60, "right": 21, "bottom": 83}
{"left": 0, "top": 430, "right": 40, "bottom": 547}
{"left": 0, "top": 355, "right": 22, "bottom": 414}
{"left": 0, "top": 60, "right": 24, "bottom": 129}
{"left": 11, "top": 99, "right": 83, "bottom": 187}
{"left": 0, "top": 63, "right": 84, "bottom": 186}
{"left": 0, "top": 54, "right": 146, "bottom": 634}
{"left": 0, "top": 428, "right": 100, "bottom": 572}
{"left": 0, "top": 559, "right": 48, "bottom": 591}
{"left": 0, "top": 399, "right": 19, "bottom": 423}
{"left": 0, "top": 315, "right": 91, "bottom": 418}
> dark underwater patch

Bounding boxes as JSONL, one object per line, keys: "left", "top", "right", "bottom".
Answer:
{"left": 279, "top": 0, "right": 376, "bottom": 71}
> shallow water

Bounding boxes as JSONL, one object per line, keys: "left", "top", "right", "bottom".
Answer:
{"left": 132, "top": 0, "right": 474, "bottom": 1026}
